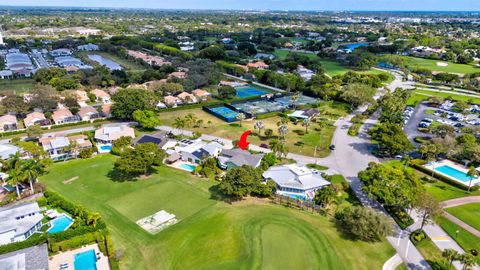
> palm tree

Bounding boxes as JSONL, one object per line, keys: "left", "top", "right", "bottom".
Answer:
{"left": 87, "top": 212, "right": 102, "bottom": 228}
{"left": 173, "top": 117, "right": 186, "bottom": 131}
{"left": 185, "top": 113, "right": 197, "bottom": 128}
{"left": 442, "top": 248, "right": 459, "bottom": 269}
{"left": 254, "top": 121, "right": 265, "bottom": 136}
{"left": 21, "top": 160, "right": 43, "bottom": 194}
{"left": 467, "top": 166, "right": 478, "bottom": 193}
{"left": 5, "top": 152, "right": 22, "bottom": 170}
{"left": 251, "top": 108, "right": 258, "bottom": 119}
{"left": 278, "top": 124, "right": 288, "bottom": 141}
{"left": 236, "top": 113, "right": 246, "bottom": 127}
{"left": 302, "top": 118, "right": 311, "bottom": 134}
{"left": 314, "top": 186, "right": 336, "bottom": 207}
{"left": 7, "top": 169, "right": 22, "bottom": 199}
{"left": 291, "top": 92, "right": 300, "bottom": 109}
{"left": 459, "top": 253, "right": 476, "bottom": 270}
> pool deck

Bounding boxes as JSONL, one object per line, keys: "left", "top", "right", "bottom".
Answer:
{"left": 49, "top": 244, "right": 110, "bottom": 270}
{"left": 168, "top": 160, "right": 197, "bottom": 172}
{"left": 424, "top": 159, "right": 480, "bottom": 186}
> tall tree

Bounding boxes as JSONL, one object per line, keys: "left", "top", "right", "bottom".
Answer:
{"left": 467, "top": 166, "right": 478, "bottom": 193}
{"left": 442, "top": 249, "right": 459, "bottom": 269}
{"left": 414, "top": 192, "right": 442, "bottom": 230}
{"left": 336, "top": 206, "right": 394, "bottom": 242}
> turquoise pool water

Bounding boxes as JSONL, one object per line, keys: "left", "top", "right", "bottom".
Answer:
{"left": 48, "top": 214, "right": 74, "bottom": 234}
{"left": 179, "top": 164, "right": 196, "bottom": 172}
{"left": 74, "top": 249, "right": 97, "bottom": 270}
{"left": 100, "top": 145, "right": 112, "bottom": 151}
{"left": 235, "top": 87, "right": 268, "bottom": 98}
{"left": 435, "top": 165, "right": 474, "bottom": 183}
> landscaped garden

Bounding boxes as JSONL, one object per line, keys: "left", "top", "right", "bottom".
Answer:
{"left": 41, "top": 154, "right": 396, "bottom": 270}
{"left": 158, "top": 101, "right": 349, "bottom": 157}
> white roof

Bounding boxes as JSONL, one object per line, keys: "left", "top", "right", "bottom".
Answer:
{"left": 94, "top": 125, "right": 135, "bottom": 141}
{"left": 0, "top": 144, "right": 19, "bottom": 160}
{"left": 262, "top": 164, "right": 330, "bottom": 190}
{"left": 0, "top": 202, "right": 42, "bottom": 236}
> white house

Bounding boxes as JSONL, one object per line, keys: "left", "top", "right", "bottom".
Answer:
{"left": 0, "top": 202, "right": 43, "bottom": 245}
{"left": 175, "top": 139, "right": 223, "bottom": 164}
{"left": 262, "top": 164, "right": 330, "bottom": 200}
{"left": 94, "top": 125, "right": 135, "bottom": 144}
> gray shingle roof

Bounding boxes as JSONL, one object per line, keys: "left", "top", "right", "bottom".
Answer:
{"left": 219, "top": 148, "right": 264, "bottom": 168}
{"left": 0, "top": 244, "right": 49, "bottom": 270}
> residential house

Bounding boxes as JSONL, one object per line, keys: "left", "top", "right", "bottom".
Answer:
{"left": 297, "top": 65, "right": 315, "bottom": 81}
{"left": 0, "top": 115, "right": 17, "bottom": 132}
{"left": 77, "top": 43, "right": 100, "bottom": 51}
{"left": 50, "top": 48, "right": 72, "bottom": 57}
{"left": 40, "top": 135, "right": 92, "bottom": 160}
{"left": 101, "top": 104, "right": 112, "bottom": 118}
{"left": 0, "top": 70, "right": 13, "bottom": 79}
{"left": 24, "top": 112, "right": 49, "bottom": 128}
{"left": 176, "top": 139, "right": 223, "bottom": 164}
{"left": 164, "top": 95, "right": 182, "bottom": 107}
{"left": 0, "top": 202, "right": 43, "bottom": 245}
{"left": 247, "top": 61, "right": 269, "bottom": 70}
{"left": 51, "top": 108, "right": 79, "bottom": 125}
{"left": 94, "top": 125, "right": 135, "bottom": 144}
{"left": 90, "top": 89, "right": 111, "bottom": 104}
{"left": 78, "top": 106, "right": 100, "bottom": 121}
{"left": 73, "top": 90, "right": 89, "bottom": 102}
{"left": 0, "top": 244, "right": 49, "bottom": 270}
{"left": 218, "top": 148, "right": 264, "bottom": 169}
{"left": 0, "top": 143, "right": 20, "bottom": 160}
{"left": 168, "top": 71, "right": 187, "bottom": 80}
{"left": 177, "top": 92, "right": 197, "bottom": 104}
{"left": 134, "top": 132, "right": 174, "bottom": 150}
{"left": 192, "top": 89, "right": 212, "bottom": 101}
{"left": 262, "top": 164, "right": 330, "bottom": 200}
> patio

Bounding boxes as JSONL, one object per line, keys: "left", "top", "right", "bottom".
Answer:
{"left": 48, "top": 243, "right": 110, "bottom": 270}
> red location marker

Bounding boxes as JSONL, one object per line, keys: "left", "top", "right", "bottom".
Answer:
{"left": 237, "top": 130, "right": 251, "bottom": 150}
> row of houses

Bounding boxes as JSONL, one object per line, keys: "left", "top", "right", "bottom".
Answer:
{"left": 127, "top": 50, "right": 171, "bottom": 67}
{"left": 159, "top": 89, "right": 212, "bottom": 108}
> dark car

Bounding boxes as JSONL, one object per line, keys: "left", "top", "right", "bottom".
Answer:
{"left": 330, "top": 145, "right": 336, "bottom": 150}
{"left": 259, "top": 143, "right": 269, "bottom": 149}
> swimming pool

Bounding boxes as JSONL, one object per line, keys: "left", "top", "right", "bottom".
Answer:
{"left": 179, "top": 163, "right": 196, "bottom": 172}
{"left": 48, "top": 214, "right": 74, "bottom": 234}
{"left": 235, "top": 87, "right": 268, "bottom": 98}
{"left": 209, "top": 106, "right": 238, "bottom": 122}
{"left": 344, "top": 43, "right": 367, "bottom": 51}
{"left": 434, "top": 165, "right": 474, "bottom": 183}
{"left": 74, "top": 249, "right": 97, "bottom": 270}
{"left": 100, "top": 145, "right": 112, "bottom": 151}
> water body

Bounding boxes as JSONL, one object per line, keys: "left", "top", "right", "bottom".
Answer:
{"left": 87, "top": 54, "right": 123, "bottom": 71}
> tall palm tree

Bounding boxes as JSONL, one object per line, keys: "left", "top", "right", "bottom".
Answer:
{"left": 302, "top": 118, "right": 311, "bottom": 134}
{"left": 467, "top": 166, "right": 478, "bottom": 193}
{"left": 254, "top": 121, "right": 265, "bottom": 136}
{"left": 314, "top": 186, "right": 336, "bottom": 207}
{"left": 442, "top": 249, "right": 459, "bottom": 269}
{"left": 173, "top": 117, "right": 186, "bottom": 131}
{"left": 291, "top": 92, "right": 300, "bottom": 110}
{"left": 21, "top": 160, "right": 43, "bottom": 194}
{"left": 236, "top": 113, "right": 246, "bottom": 127}
{"left": 87, "top": 212, "right": 102, "bottom": 228}
{"left": 7, "top": 169, "right": 22, "bottom": 199}
{"left": 278, "top": 124, "right": 288, "bottom": 141}
{"left": 459, "top": 253, "right": 476, "bottom": 270}
{"left": 5, "top": 152, "right": 22, "bottom": 170}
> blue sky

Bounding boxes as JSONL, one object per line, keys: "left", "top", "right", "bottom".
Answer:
{"left": 0, "top": 0, "right": 479, "bottom": 11}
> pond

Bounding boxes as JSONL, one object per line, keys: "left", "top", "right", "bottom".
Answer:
{"left": 87, "top": 54, "right": 123, "bottom": 71}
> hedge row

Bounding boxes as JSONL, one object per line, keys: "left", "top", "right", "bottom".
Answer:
{"left": 0, "top": 235, "right": 47, "bottom": 254}
{"left": 50, "top": 231, "right": 105, "bottom": 253}
{"left": 49, "top": 224, "right": 106, "bottom": 242}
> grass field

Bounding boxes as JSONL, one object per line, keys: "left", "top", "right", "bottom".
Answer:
{"left": 407, "top": 89, "right": 480, "bottom": 106}
{"left": 158, "top": 101, "right": 349, "bottom": 157}
{"left": 413, "top": 235, "right": 443, "bottom": 266}
{"left": 41, "top": 155, "right": 395, "bottom": 270}
{"left": 402, "top": 56, "right": 480, "bottom": 75}
{"left": 437, "top": 216, "right": 480, "bottom": 254}
{"left": 0, "top": 78, "right": 37, "bottom": 94}
{"left": 445, "top": 203, "right": 480, "bottom": 232}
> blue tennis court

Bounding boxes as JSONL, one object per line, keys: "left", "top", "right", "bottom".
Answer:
{"left": 235, "top": 87, "right": 268, "bottom": 98}
{"left": 209, "top": 106, "right": 238, "bottom": 122}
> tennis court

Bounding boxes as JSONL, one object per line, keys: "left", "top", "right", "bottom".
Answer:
{"left": 208, "top": 106, "right": 239, "bottom": 122}
{"left": 233, "top": 100, "right": 284, "bottom": 114}
{"left": 235, "top": 86, "right": 269, "bottom": 98}
{"left": 275, "top": 95, "right": 318, "bottom": 106}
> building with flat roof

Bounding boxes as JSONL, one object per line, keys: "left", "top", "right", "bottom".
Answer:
{"left": 0, "top": 244, "right": 49, "bottom": 270}
{"left": 262, "top": 164, "right": 330, "bottom": 200}
{"left": 94, "top": 125, "right": 135, "bottom": 144}
{"left": 0, "top": 202, "right": 43, "bottom": 245}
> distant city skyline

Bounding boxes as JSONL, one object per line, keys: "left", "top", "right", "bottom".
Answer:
{"left": 0, "top": 0, "right": 479, "bottom": 11}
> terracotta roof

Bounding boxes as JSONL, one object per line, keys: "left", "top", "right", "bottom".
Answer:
{"left": 52, "top": 108, "right": 73, "bottom": 123}
{"left": 192, "top": 89, "right": 210, "bottom": 97}
{"left": 24, "top": 112, "right": 46, "bottom": 127}
{"left": 91, "top": 89, "right": 110, "bottom": 98}
{"left": 78, "top": 106, "right": 97, "bottom": 118}
{"left": 0, "top": 115, "right": 17, "bottom": 125}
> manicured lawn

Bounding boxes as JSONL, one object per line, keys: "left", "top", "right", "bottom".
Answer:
{"left": 319, "top": 60, "right": 351, "bottom": 77}
{"left": 423, "top": 179, "right": 480, "bottom": 202}
{"left": 41, "top": 155, "right": 395, "bottom": 270}
{"left": 402, "top": 56, "right": 480, "bottom": 75}
{"left": 158, "top": 101, "right": 349, "bottom": 157}
{"left": 437, "top": 216, "right": 480, "bottom": 253}
{"left": 407, "top": 89, "right": 480, "bottom": 106}
{"left": 445, "top": 203, "right": 480, "bottom": 232}
{"left": 413, "top": 236, "right": 444, "bottom": 265}
{"left": 0, "top": 78, "right": 36, "bottom": 94}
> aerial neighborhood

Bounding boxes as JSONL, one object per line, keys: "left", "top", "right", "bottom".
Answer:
{"left": 1, "top": 4, "right": 480, "bottom": 270}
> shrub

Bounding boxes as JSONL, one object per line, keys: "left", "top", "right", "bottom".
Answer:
{"left": 79, "top": 148, "right": 94, "bottom": 159}
{"left": 410, "top": 229, "right": 427, "bottom": 243}
{"left": 0, "top": 234, "right": 47, "bottom": 254}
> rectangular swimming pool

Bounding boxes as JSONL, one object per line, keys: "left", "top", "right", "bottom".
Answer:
{"left": 179, "top": 163, "right": 196, "bottom": 172}
{"left": 74, "top": 249, "right": 97, "bottom": 270}
{"left": 434, "top": 165, "right": 474, "bottom": 183}
{"left": 235, "top": 87, "right": 268, "bottom": 98}
{"left": 48, "top": 214, "right": 74, "bottom": 234}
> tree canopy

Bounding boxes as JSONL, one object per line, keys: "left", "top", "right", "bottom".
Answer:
{"left": 111, "top": 89, "right": 158, "bottom": 120}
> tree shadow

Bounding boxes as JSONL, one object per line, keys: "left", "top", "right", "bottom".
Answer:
{"left": 208, "top": 184, "right": 238, "bottom": 204}
{"left": 107, "top": 167, "right": 158, "bottom": 182}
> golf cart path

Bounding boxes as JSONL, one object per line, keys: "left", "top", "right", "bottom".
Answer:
{"left": 440, "top": 196, "right": 480, "bottom": 238}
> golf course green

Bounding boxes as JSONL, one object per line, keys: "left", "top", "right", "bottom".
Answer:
{"left": 41, "top": 154, "right": 395, "bottom": 270}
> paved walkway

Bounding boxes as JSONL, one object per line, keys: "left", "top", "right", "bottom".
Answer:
{"left": 441, "top": 196, "right": 480, "bottom": 208}
{"left": 383, "top": 254, "right": 403, "bottom": 270}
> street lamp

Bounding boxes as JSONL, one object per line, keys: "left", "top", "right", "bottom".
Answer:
{"left": 456, "top": 230, "right": 460, "bottom": 239}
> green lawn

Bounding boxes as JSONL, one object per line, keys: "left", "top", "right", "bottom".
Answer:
{"left": 407, "top": 89, "right": 480, "bottom": 106}
{"left": 402, "top": 56, "right": 480, "bottom": 75}
{"left": 445, "top": 203, "right": 480, "bottom": 232}
{"left": 423, "top": 179, "right": 480, "bottom": 202}
{"left": 413, "top": 236, "right": 444, "bottom": 266}
{"left": 0, "top": 78, "right": 36, "bottom": 94}
{"left": 437, "top": 216, "right": 480, "bottom": 253}
{"left": 319, "top": 60, "right": 351, "bottom": 77}
{"left": 41, "top": 155, "right": 395, "bottom": 270}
